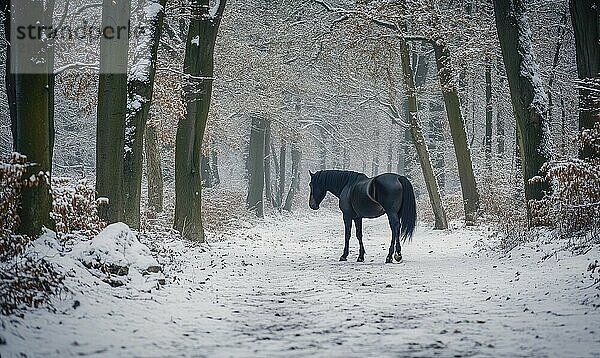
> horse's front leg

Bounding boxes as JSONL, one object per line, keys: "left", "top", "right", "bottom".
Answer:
{"left": 354, "top": 218, "right": 365, "bottom": 262}
{"left": 340, "top": 216, "right": 352, "bottom": 261}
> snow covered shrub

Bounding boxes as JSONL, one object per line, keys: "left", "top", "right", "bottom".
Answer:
{"left": 531, "top": 123, "right": 600, "bottom": 239}
{"left": 0, "top": 250, "right": 65, "bottom": 315}
{"left": 51, "top": 177, "right": 105, "bottom": 236}
{"left": 0, "top": 153, "right": 49, "bottom": 257}
{"left": 0, "top": 153, "right": 28, "bottom": 252}
{"left": 0, "top": 154, "right": 66, "bottom": 315}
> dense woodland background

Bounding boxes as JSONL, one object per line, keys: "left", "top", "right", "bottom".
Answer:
{"left": 0, "top": 0, "right": 598, "bottom": 306}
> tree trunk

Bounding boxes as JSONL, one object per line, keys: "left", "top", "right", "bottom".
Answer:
{"left": 496, "top": 73, "right": 506, "bottom": 157}
{"left": 200, "top": 154, "right": 211, "bottom": 188}
{"left": 96, "top": 0, "right": 131, "bottom": 223}
{"left": 46, "top": 0, "right": 55, "bottom": 166}
{"left": 283, "top": 147, "right": 301, "bottom": 211}
{"left": 211, "top": 149, "right": 220, "bottom": 185}
{"left": 428, "top": 101, "right": 445, "bottom": 190}
{"left": 387, "top": 142, "right": 393, "bottom": 173}
{"left": 278, "top": 142, "right": 286, "bottom": 208}
{"left": 319, "top": 126, "right": 326, "bottom": 169}
{"left": 432, "top": 40, "right": 480, "bottom": 225}
{"left": 570, "top": 0, "right": 600, "bottom": 159}
{"left": 145, "top": 122, "right": 163, "bottom": 213}
{"left": 494, "top": 0, "right": 551, "bottom": 222}
{"left": 11, "top": 0, "right": 53, "bottom": 235}
{"left": 399, "top": 36, "right": 448, "bottom": 230}
{"left": 371, "top": 128, "right": 380, "bottom": 176}
{"left": 174, "top": 0, "right": 226, "bottom": 240}
{"left": 246, "top": 116, "right": 265, "bottom": 217}
{"left": 123, "top": 0, "right": 166, "bottom": 229}
{"left": 1, "top": 0, "right": 16, "bottom": 148}
{"left": 270, "top": 141, "right": 279, "bottom": 207}
{"left": 264, "top": 119, "right": 273, "bottom": 207}
{"left": 547, "top": 10, "right": 568, "bottom": 131}
{"left": 485, "top": 63, "right": 493, "bottom": 168}
{"left": 397, "top": 146, "right": 404, "bottom": 175}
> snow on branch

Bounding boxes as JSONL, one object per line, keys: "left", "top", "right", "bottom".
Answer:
{"left": 208, "top": 0, "right": 227, "bottom": 19}
{"left": 54, "top": 62, "right": 99, "bottom": 75}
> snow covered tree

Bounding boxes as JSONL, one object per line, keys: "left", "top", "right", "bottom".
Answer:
{"left": 9, "top": 0, "right": 54, "bottom": 235}
{"left": 174, "top": 0, "right": 227, "bottom": 241}
{"left": 570, "top": 0, "right": 599, "bottom": 160}
{"left": 123, "top": 0, "right": 167, "bottom": 229}
{"left": 399, "top": 35, "right": 448, "bottom": 230}
{"left": 1, "top": 0, "right": 15, "bottom": 145}
{"left": 431, "top": 39, "right": 480, "bottom": 224}
{"left": 246, "top": 115, "right": 266, "bottom": 217}
{"left": 96, "top": 0, "right": 132, "bottom": 223}
{"left": 493, "top": 0, "right": 551, "bottom": 222}
{"left": 145, "top": 122, "right": 163, "bottom": 214}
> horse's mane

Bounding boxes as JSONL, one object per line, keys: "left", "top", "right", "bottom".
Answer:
{"left": 314, "top": 170, "right": 367, "bottom": 196}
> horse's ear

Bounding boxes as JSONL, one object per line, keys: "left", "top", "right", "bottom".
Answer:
{"left": 309, "top": 171, "right": 314, "bottom": 178}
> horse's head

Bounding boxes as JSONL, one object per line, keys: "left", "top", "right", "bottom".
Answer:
{"left": 308, "top": 171, "right": 326, "bottom": 210}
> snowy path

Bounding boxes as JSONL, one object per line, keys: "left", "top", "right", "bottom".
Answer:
{"left": 2, "top": 213, "right": 600, "bottom": 357}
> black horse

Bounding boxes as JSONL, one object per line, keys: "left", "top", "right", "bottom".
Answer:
{"left": 308, "top": 170, "right": 416, "bottom": 263}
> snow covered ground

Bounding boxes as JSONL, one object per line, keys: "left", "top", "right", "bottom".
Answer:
{"left": 1, "top": 212, "right": 599, "bottom": 357}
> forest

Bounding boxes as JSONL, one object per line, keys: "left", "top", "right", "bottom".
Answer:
{"left": 0, "top": 0, "right": 599, "bottom": 356}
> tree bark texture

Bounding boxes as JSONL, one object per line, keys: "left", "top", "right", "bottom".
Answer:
{"left": 399, "top": 37, "right": 448, "bottom": 230}
{"left": 264, "top": 119, "right": 273, "bottom": 207}
{"left": 1, "top": 0, "right": 16, "bottom": 148}
{"left": 145, "top": 122, "right": 163, "bottom": 213}
{"left": 246, "top": 116, "right": 266, "bottom": 217}
{"left": 494, "top": 0, "right": 552, "bottom": 221}
{"left": 174, "top": 0, "right": 226, "bottom": 241}
{"left": 123, "top": 0, "right": 166, "bottom": 229}
{"left": 210, "top": 149, "right": 220, "bottom": 185}
{"left": 96, "top": 0, "right": 131, "bottom": 223}
{"left": 570, "top": 0, "right": 599, "bottom": 159}
{"left": 283, "top": 147, "right": 301, "bottom": 211}
{"left": 278, "top": 142, "right": 286, "bottom": 208}
{"left": 485, "top": 63, "right": 493, "bottom": 167}
{"left": 496, "top": 73, "right": 505, "bottom": 157}
{"left": 11, "top": 0, "right": 53, "bottom": 235}
{"left": 432, "top": 40, "right": 480, "bottom": 225}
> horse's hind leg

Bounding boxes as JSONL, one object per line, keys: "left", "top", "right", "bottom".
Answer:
{"left": 394, "top": 239, "right": 403, "bottom": 262}
{"left": 340, "top": 216, "right": 352, "bottom": 261}
{"left": 354, "top": 218, "right": 365, "bottom": 262}
{"left": 386, "top": 213, "right": 400, "bottom": 263}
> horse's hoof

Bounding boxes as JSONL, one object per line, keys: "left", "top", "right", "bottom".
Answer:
{"left": 339, "top": 256, "right": 348, "bottom": 261}
{"left": 394, "top": 253, "right": 403, "bottom": 262}
{"left": 385, "top": 257, "right": 392, "bottom": 263}
{"left": 357, "top": 256, "right": 364, "bottom": 262}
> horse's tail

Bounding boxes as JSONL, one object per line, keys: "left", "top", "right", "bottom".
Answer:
{"left": 398, "top": 176, "right": 416, "bottom": 243}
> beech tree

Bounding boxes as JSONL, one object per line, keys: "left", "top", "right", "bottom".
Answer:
{"left": 96, "top": 0, "right": 131, "bottom": 223}
{"left": 569, "top": 0, "right": 599, "bottom": 160}
{"left": 123, "top": 0, "right": 167, "bottom": 228}
{"left": 246, "top": 115, "right": 266, "bottom": 217}
{"left": 8, "top": 0, "right": 54, "bottom": 235}
{"left": 398, "top": 36, "right": 448, "bottom": 230}
{"left": 174, "top": 0, "right": 227, "bottom": 241}
{"left": 493, "top": 0, "right": 551, "bottom": 221}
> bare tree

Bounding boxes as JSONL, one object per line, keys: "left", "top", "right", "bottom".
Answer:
{"left": 570, "top": 0, "right": 599, "bottom": 160}
{"left": 175, "top": 0, "right": 227, "bottom": 241}
{"left": 123, "top": 0, "right": 167, "bottom": 229}
{"left": 493, "top": 0, "right": 551, "bottom": 221}
{"left": 96, "top": 0, "right": 131, "bottom": 223}
{"left": 9, "top": 0, "right": 54, "bottom": 235}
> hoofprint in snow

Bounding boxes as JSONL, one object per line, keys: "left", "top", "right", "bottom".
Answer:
{"left": 1, "top": 213, "right": 599, "bottom": 357}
